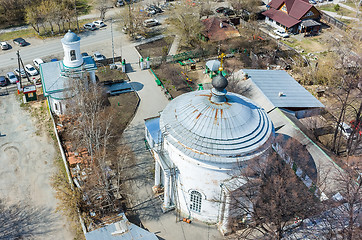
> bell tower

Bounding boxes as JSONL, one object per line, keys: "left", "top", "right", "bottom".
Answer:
{"left": 61, "top": 30, "right": 83, "bottom": 68}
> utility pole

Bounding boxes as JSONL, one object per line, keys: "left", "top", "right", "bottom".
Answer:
{"left": 16, "top": 51, "right": 22, "bottom": 89}
{"left": 74, "top": 0, "right": 80, "bottom": 33}
{"left": 111, "top": 18, "right": 115, "bottom": 65}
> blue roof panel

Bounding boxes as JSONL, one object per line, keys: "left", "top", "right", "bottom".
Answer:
{"left": 242, "top": 69, "right": 324, "bottom": 109}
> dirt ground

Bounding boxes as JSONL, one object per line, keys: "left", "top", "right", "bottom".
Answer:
{"left": 136, "top": 36, "right": 175, "bottom": 58}
{"left": 0, "top": 93, "right": 73, "bottom": 239}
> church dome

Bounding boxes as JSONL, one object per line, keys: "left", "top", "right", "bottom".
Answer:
{"left": 160, "top": 81, "right": 274, "bottom": 165}
{"left": 61, "top": 30, "right": 80, "bottom": 44}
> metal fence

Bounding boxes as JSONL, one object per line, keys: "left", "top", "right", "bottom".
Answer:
{"left": 321, "top": 12, "right": 347, "bottom": 31}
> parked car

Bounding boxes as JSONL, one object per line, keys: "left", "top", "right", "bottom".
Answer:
{"left": 146, "top": 5, "right": 163, "bottom": 15}
{"left": 13, "top": 38, "right": 27, "bottom": 47}
{"left": 223, "top": 8, "right": 235, "bottom": 16}
{"left": 1, "top": 41, "right": 9, "bottom": 50}
{"left": 6, "top": 72, "right": 18, "bottom": 84}
{"left": 115, "top": 0, "right": 124, "bottom": 7}
{"left": 51, "top": 58, "right": 58, "bottom": 62}
{"left": 83, "top": 23, "right": 97, "bottom": 31}
{"left": 25, "top": 64, "right": 39, "bottom": 76}
{"left": 215, "top": 7, "right": 226, "bottom": 13}
{"left": 93, "top": 20, "right": 106, "bottom": 28}
{"left": 14, "top": 68, "right": 27, "bottom": 78}
{"left": 143, "top": 19, "right": 159, "bottom": 27}
{"left": 273, "top": 29, "right": 289, "bottom": 38}
{"left": 33, "top": 58, "right": 44, "bottom": 68}
{"left": 93, "top": 52, "right": 106, "bottom": 61}
{"left": 0, "top": 76, "right": 7, "bottom": 87}
{"left": 309, "top": 0, "right": 317, "bottom": 4}
{"left": 338, "top": 122, "right": 353, "bottom": 139}
{"left": 81, "top": 52, "right": 89, "bottom": 57}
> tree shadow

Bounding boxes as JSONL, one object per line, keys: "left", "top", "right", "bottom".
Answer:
{"left": 0, "top": 200, "right": 58, "bottom": 239}
{"left": 129, "top": 82, "right": 144, "bottom": 91}
{"left": 275, "top": 133, "right": 318, "bottom": 182}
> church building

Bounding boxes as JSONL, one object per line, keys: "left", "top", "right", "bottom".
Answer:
{"left": 40, "top": 30, "right": 97, "bottom": 115}
{"left": 145, "top": 72, "right": 275, "bottom": 233}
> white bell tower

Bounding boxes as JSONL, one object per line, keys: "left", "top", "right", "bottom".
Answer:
{"left": 61, "top": 30, "right": 83, "bottom": 68}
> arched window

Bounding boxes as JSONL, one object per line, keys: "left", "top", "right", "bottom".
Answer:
{"left": 70, "top": 50, "right": 76, "bottom": 61}
{"left": 190, "top": 190, "right": 202, "bottom": 212}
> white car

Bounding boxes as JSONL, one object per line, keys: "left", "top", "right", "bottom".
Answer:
{"left": 25, "top": 64, "right": 39, "bottom": 76}
{"left": 273, "top": 29, "right": 289, "bottom": 38}
{"left": 0, "top": 41, "right": 9, "bottom": 50}
{"left": 84, "top": 23, "right": 97, "bottom": 31}
{"left": 33, "top": 58, "right": 44, "bottom": 68}
{"left": 93, "top": 20, "right": 106, "bottom": 28}
{"left": 14, "top": 68, "right": 27, "bottom": 78}
{"left": 339, "top": 122, "right": 353, "bottom": 139}
{"left": 93, "top": 52, "right": 106, "bottom": 61}
{"left": 143, "top": 19, "right": 159, "bottom": 27}
{"left": 6, "top": 72, "right": 18, "bottom": 84}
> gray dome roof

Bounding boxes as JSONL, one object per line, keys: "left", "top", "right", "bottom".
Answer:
{"left": 160, "top": 90, "right": 274, "bottom": 165}
{"left": 61, "top": 30, "right": 80, "bottom": 43}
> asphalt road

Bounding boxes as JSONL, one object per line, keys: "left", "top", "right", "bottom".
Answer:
{"left": 0, "top": 25, "right": 124, "bottom": 75}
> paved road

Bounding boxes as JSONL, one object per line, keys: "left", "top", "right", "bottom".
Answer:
{"left": 0, "top": 94, "right": 73, "bottom": 239}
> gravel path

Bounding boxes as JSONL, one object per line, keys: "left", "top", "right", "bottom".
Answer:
{"left": 0, "top": 94, "right": 73, "bottom": 239}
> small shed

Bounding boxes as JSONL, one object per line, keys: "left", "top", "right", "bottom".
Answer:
{"left": 23, "top": 85, "right": 37, "bottom": 102}
{"left": 205, "top": 60, "right": 220, "bottom": 72}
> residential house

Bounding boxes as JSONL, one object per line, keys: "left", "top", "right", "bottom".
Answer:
{"left": 201, "top": 17, "right": 240, "bottom": 42}
{"left": 263, "top": 0, "right": 321, "bottom": 34}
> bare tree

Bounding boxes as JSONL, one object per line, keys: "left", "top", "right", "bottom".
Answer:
{"left": 227, "top": 140, "right": 317, "bottom": 240}
{"left": 93, "top": 0, "right": 112, "bottom": 21}
{"left": 166, "top": 0, "right": 204, "bottom": 48}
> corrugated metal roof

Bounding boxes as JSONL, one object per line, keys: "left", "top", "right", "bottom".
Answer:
{"left": 40, "top": 57, "right": 97, "bottom": 100}
{"left": 160, "top": 90, "right": 274, "bottom": 164}
{"left": 85, "top": 213, "right": 158, "bottom": 240}
{"left": 242, "top": 69, "right": 324, "bottom": 109}
{"left": 145, "top": 117, "right": 161, "bottom": 145}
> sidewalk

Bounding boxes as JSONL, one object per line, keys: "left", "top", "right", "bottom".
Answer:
{"left": 120, "top": 37, "right": 223, "bottom": 239}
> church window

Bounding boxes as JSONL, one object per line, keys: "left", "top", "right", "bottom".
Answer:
{"left": 190, "top": 190, "right": 202, "bottom": 212}
{"left": 70, "top": 50, "right": 76, "bottom": 61}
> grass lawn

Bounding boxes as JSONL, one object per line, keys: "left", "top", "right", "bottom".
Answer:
{"left": 109, "top": 92, "right": 139, "bottom": 133}
{"left": 344, "top": 0, "right": 362, "bottom": 12}
{"left": 282, "top": 36, "right": 325, "bottom": 53}
{"left": 0, "top": 18, "right": 97, "bottom": 41}
{"left": 97, "top": 66, "right": 129, "bottom": 82}
{"left": 318, "top": 4, "right": 357, "bottom": 18}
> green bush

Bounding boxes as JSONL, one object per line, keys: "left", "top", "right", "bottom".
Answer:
{"left": 334, "top": 4, "right": 340, "bottom": 11}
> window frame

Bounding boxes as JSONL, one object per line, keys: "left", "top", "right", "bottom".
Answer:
{"left": 190, "top": 190, "right": 202, "bottom": 213}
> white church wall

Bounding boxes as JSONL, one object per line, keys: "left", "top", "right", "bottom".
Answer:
{"left": 49, "top": 98, "right": 66, "bottom": 115}
{"left": 164, "top": 140, "right": 234, "bottom": 224}
{"left": 62, "top": 40, "right": 83, "bottom": 68}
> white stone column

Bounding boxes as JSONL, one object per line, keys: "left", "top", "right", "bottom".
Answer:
{"left": 219, "top": 191, "right": 231, "bottom": 235}
{"left": 89, "top": 71, "right": 96, "bottom": 84}
{"left": 163, "top": 171, "right": 171, "bottom": 208}
{"left": 154, "top": 161, "right": 161, "bottom": 187}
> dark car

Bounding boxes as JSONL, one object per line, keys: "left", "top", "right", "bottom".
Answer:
{"left": 0, "top": 76, "right": 7, "bottom": 87}
{"left": 223, "top": 8, "right": 235, "bottom": 16}
{"left": 215, "top": 7, "right": 226, "bottom": 13}
{"left": 13, "top": 38, "right": 27, "bottom": 47}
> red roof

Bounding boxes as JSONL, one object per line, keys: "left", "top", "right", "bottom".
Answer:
{"left": 263, "top": 8, "right": 301, "bottom": 28}
{"left": 265, "top": 0, "right": 317, "bottom": 27}
{"left": 288, "top": 0, "right": 313, "bottom": 19}
{"left": 202, "top": 17, "right": 240, "bottom": 41}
